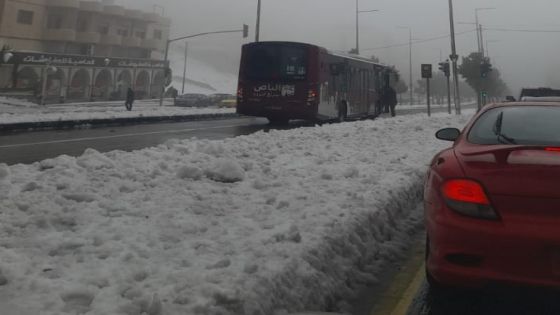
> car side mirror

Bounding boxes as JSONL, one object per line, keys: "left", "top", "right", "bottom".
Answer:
{"left": 436, "top": 128, "right": 461, "bottom": 142}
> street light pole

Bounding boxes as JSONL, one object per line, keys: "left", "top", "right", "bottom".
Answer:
{"left": 256, "top": 0, "right": 261, "bottom": 42}
{"left": 159, "top": 27, "right": 250, "bottom": 107}
{"left": 182, "top": 42, "right": 188, "bottom": 94}
{"left": 397, "top": 26, "right": 413, "bottom": 105}
{"left": 408, "top": 28, "right": 412, "bottom": 105}
{"left": 355, "top": 0, "right": 359, "bottom": 54}
{"left": 448, "top": 0, "right": 461, "bottom": 115}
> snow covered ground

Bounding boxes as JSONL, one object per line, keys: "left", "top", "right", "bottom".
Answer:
{"left": 0, "top": 111, "right": 473, "bottom": 315}
{"left": 0, "top": 97, "right": 235, "bottom": 125}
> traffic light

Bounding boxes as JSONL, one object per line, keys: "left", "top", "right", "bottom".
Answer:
{"left": 243, "top": 24, "right": 249, "bottom": 38}
{"left": 480, "top": 60, "right": 493, "bottom": 78}
{"left": 438, "top": 60, "right": 450, "bottom": 77}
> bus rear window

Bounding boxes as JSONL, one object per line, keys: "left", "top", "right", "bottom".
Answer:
{"left": 245, "top": 45, "right": 308, "bottom": 81}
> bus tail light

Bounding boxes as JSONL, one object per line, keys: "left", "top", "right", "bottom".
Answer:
{"left": 308, "top": 89, "right": 318, "bottom": 102}
{"left": 441, "top": 179, "right": 499, "bottom": 220}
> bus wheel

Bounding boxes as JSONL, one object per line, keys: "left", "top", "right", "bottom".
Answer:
{"left": 338, "top": 102, "right": 348, "bottom": 122}
{"left": 267, "top": 117, "right": 289, "bottom": 125}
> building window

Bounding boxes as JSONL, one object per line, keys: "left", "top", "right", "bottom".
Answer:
{"left": 47, "top": 15, "right": 63, "bottom": 29}
{"left": 117, "top": 29, "right": 128, "bottom": 37}
{"left": 17, "top": 10, "right": 34, "bottom": 25}
{"left": 136, "top": 31, "right": 146, "bottom": 39}
{"left": 153, "top": 30, "right": 162, "bottom": 40}
{"left": 99, "top": 26, "right": 109, "bottom": 35}
{"left": 77, "top": 19, "right": 88, "bottom": 32}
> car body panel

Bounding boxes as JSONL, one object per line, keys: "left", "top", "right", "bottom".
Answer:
{"left": 425, "top": 101, "right": 560, "bottom": 288}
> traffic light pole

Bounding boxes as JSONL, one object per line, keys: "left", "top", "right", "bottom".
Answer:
{"left": 158, "top": 27, "right": 249, "bottom": 107}
{"left": 427, "top": 78, "right": 431, "bottom": 117}
{"left": 446, "top": 75, "right": 452, "bottom": 114}
{"left": 448, "top": 0, "right": 461, "bottom": 115}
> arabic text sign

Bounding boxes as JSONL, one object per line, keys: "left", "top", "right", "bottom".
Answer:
{"left": 253, "top": 84, "right": 296, "bottom": 98}
{"left": 13, "top": 52, "right": 168, "bottom": 69}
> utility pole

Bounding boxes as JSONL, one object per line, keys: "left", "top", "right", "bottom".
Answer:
{"left": 479, "top": 24, "right": 486, "bottom": 57}
{"left": 256, "top": 0, "right": 261, "bottom": 42}
{"left": 354, "top": 1, "right": 379, "bottom": 55}
{"left": 448, "top": 0, "right": 461, "bottom": 115}
{"left": 182, "top": 42, "right": 188, "bottom": 94}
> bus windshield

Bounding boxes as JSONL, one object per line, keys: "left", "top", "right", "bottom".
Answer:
{"left": 245, "top": 44, "right": 308, "bottom": 81}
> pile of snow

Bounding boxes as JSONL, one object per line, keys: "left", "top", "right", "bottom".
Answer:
{"left": 0, "top": 112, "right": 472, "bottom": 314}
{"left": 0, "top": 98, "right": 235, "bottom": 125}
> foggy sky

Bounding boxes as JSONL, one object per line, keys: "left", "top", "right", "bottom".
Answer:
{"left": 123, "top": 0, "right": 560, "bottom": 94}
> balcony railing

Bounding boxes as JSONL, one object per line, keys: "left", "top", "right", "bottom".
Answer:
{"left": 48, "top": 0, "right": 80, "bottom": 9}
{"left": 44, "top": 29, "right": 77, "bottom": 41}
{"left": 103, "top": 5, "right": 125, "bottom": 16}
{"left": 75, "top": 31, "right": 101, "bottom": 44}
{"left": 142, "top": 38, "right": 163, "bottom": 50}
{"left": 79, "top": 1, "right": 103, "bottom": 12}
{"left": 100, "top": 34, "right": 122, "bottom": 46}
{"left": 122, "top": 36, "right": 141, "bottom": 47}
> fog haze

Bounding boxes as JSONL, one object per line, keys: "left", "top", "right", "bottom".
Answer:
{"left": 123, "top": 0, "right": 560, "bottom": 94}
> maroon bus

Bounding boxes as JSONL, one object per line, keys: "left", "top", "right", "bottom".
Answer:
{"left": 237, "top": 41, "right": 395, "bottom": 124}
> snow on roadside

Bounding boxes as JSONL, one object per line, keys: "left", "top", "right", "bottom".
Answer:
{"left": 0, "top": 98, "right": 235, "bottom": 125}
{"left": 0, "top": 112, "right": 472, "bottom": 315}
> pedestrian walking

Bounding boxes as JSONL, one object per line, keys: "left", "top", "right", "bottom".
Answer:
{"left": 125, "top": 87, "right": 135, "bottom": 111}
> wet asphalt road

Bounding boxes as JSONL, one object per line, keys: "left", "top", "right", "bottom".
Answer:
{"left": 0, "top": 117, "right": 273, "bottom": 165}
{"left": 0, "top": 104, "right": 467, "bottom": 165}
{"left": 408, "top": 281, "right": 560, "bottom": 315}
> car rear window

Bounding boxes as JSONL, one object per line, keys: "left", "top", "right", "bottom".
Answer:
{"left": 468, "top": 106, "right": 560, "bottom": 146}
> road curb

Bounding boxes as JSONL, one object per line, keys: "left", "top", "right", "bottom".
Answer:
{"left": 0, "top": 113, "right": 240, "bottom": 133}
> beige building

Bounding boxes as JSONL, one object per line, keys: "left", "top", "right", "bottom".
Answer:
{"left": 0, "top": 0, "right": 172, "bottom": 102}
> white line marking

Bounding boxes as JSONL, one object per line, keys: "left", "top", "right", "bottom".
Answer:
{"left": 0, "top": 123, "right": 252, "bottom": 149}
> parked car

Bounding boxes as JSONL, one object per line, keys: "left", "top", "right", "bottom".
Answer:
{"left": 218, "top": 96, "right": 237, "bottom": 108}
{"left": 209, "top": 93, "right": 234, "bottom": 104}
{"left": 174, "top": 93, "right": 210, "bottom": 107}
{"left": 425, "top": 101, "right": 560, "bottom": 289}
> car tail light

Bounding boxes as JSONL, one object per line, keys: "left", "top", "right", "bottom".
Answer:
{"left": 545, "top": 147, "right": 560, "bottom": 152}
{"left": 237, "top": 87, "right": 243, "bottom": 99}
{"left": 441, "top": 179, "right": 499, "bottom": 220}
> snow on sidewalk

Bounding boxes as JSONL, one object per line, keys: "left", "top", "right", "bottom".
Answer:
{"left": 0, "top": 111, "right": 472, "bottom": 315}
{"left": 0, "top": 97, "right": 235, "bottom": 125}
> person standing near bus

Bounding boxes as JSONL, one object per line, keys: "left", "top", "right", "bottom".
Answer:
{"left": 125, "top": 87, "right": 135, "bottom": 111}
{"left": 383, "top": 85, "right": 398, "bottom": 117}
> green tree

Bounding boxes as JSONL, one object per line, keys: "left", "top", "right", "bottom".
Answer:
{"left": 458, "top": 52, "right": 510, "bottom": 98}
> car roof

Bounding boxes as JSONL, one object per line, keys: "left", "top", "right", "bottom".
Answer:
{"left": 485, "top": 101, "right": 560, "bottom": 110}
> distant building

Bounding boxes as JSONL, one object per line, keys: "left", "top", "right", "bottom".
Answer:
{"left": 0, "top": 0, "right": 171, "bottom": 102}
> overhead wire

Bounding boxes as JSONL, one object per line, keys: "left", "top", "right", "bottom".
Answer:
{"left": 483, "top": 27, "right": 560, "bottom": 33}
{"left": 362, "top": 26, "right": 560, "bottom": 52}
{"left": 362, "top": 29, "right": 477, "bottom": 51}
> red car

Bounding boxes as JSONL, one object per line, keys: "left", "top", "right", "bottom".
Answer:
{"left": 425, "top": 101, "right": 560, "bottom": 289}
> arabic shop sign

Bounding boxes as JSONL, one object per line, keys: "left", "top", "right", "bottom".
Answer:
{"left": 12, "top": 52, "right": 167, "bottom": 69}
